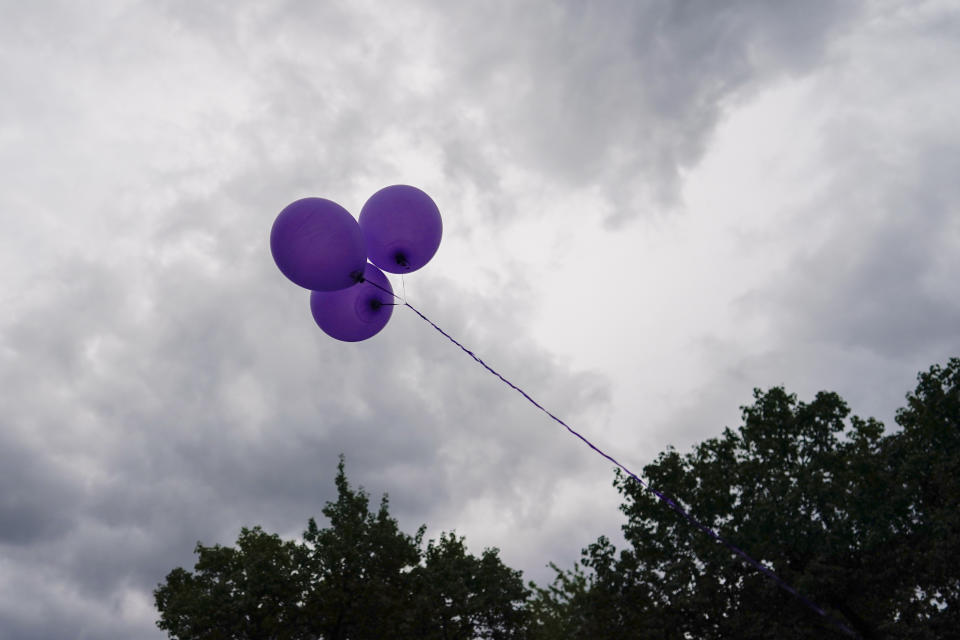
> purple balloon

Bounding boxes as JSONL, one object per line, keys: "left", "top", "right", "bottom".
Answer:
{"left": 359, "top": 185, "right": 442, "bottom": 274}
{"left": 310, "top": 263, "right": 394, "bottom": 342}
{"left": 271, "top": 198, "right": 367, "bottom": 291}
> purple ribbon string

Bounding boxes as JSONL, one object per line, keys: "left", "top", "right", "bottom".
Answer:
{"left": 361, "top": 276, "right": 860, "bottom": 638}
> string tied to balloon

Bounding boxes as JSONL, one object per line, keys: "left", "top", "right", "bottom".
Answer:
{"left": 389, "top": 289, "right": 860, "bottom": 640}
{"left": 269, "top": 186, "right": 861, "bottom": 639}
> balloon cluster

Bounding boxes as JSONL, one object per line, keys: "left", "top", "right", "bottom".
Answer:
{"left": 270, "top": 185, "right": 442, "bottom": 342}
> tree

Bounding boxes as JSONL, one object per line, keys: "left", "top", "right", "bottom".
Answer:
{"left": 298, "top": 462, "right": 422, "bottom": 639}
{"left": 532, "top": 359, "right": 960, "bottom": 639}
{"left": 154, "top": 527, "right": 304, "bottom": 640}
{"left": 155, "top": 457, "right": 529, "bottom": 639}
{"left": 883, "top": 358, "right": 960, "bottom": 635}
{"left": 409, "top": 532, "right": 529, "bottom": 639}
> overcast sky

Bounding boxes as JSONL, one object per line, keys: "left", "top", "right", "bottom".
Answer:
{"left": 2, "top": 1, "right": 959, "bottom": 637}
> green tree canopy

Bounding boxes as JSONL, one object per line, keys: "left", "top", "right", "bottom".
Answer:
{"left": 157, "top": 359, "right": 959, "bottom": 639}
{"left": 155, "top": 457, "right": 529, "bottom": 640}
{"left": 531, "top": 358, "right": 960, "bottom": 639}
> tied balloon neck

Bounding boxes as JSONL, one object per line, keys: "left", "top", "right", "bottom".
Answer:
{"left": 394, "top": 251, "right": 412, "bottom": 271}
{"left": 356, "top": 276, "right": 399, "bottom": 304}
{"left": 351, "top": 270, "right": 366, "bottom": 284}
{"left": 369, "top": 299, "right": 401, "bottom": 311}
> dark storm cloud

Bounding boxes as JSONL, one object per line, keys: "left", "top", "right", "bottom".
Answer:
{"left": 148, "top": 0, "right": 862, "bottom": 225}
{"left": 424, "top": 0, "right": 862, "bottom": 222}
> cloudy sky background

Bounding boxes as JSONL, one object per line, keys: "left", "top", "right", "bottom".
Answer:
{"left": 2, "top": 0, "right": 959, "bottom": 637}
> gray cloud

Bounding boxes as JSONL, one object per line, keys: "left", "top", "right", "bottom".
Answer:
{"left": 0, "top": 190, "right": 609, "bottom": 637}
{"left": 423, "top": 0, "right": 862, "bottom": 222}
{"left": 742, "top": 47, "right": 960, "bottom": 367}
{"left": 0, "top": 437, "right": 79, "bottom": 546}
{"left": 1, "top": 1, "right": 953, "bottom": 638}
{"left": 681, "top": 2, "right": 960, "bottom": 443}
{"left": 142, "top": 0, "right": 863, "bottom": 225}
{"left": 788, "top": 151, "right": 960, "bottom": 360}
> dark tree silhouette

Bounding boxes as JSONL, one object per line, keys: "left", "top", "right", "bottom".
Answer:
{"left": 157, "top": 359, "right": 959, "bottom": 639}
{"left": 530, "top": 359, "right": 960, "bottom": 639}
{"left": 155, "top": 457, "right": 529, "bottom": 639}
